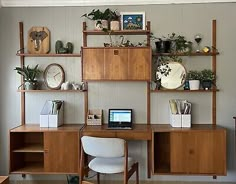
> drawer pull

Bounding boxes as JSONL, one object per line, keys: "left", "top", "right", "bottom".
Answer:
{"left": 114, "top": 50, "right": 119, "bottom": 55}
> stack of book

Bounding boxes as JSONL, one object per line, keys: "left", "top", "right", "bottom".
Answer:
{"left": 169, "top": 99, "right": 191, "bottom": 127}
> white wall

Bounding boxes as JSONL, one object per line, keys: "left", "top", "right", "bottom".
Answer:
{"left": 0, "top": 3, "right": 236, "bottom": 182}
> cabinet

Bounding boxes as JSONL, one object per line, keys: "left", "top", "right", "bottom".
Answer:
{"left": 152, "top": 125, "right": 226, "bottom": 175}
{"left": 151, "top": 20, "right": 227, "bottom": 177}
{"left": 82, "top": 21, "right": 151, "bottom": 81}
{"left": 82, "top": 47, "right": 151, "bottom": 80}
{"left": 10, "top": 124, "right": 82, "bottom": 174}
{"left": 10, "top": 22, "right": 86, "bottom": 175}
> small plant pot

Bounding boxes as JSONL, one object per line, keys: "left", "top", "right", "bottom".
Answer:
{"left": 189, "top": 80, "right": 200, "bottom": 90}
{"left": 110, "top": 20, "right": 120, "bottom": 31}
{"left": 202, "top": 80, "right": 212, "bottom": 90}
{"left": 155, "top": 40, "right": 171, "bottom": 53}
{"left": 95, "top": 20, "right": 108, "bottom": 30}
{"left": 24, "top": 81, "right": 38, "bottom": 90}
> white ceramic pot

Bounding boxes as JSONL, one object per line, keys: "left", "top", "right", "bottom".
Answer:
{"left": 110, "top": 21, "right": 120, "bottom": 31}
{"left": 189, "top": 80, "right": 200, "bottom": 90}
{"left": 95, "top": 20, "right": 108, "bottom": 30}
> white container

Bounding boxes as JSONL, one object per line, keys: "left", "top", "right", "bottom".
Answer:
{"left": 189, "top": 80, "right": 200, "bottom": 90}
{"left": 40, "top": 100, "right": 64, "bottom": 128}
{"left": 182, "top": 114, "right": 191, "bottom": 128}
{"left": 170, "top": 113, "right": 182, "bottom": 127}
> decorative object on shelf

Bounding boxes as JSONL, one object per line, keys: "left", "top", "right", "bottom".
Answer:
{"left": 71, "top": 82, "right": 87, "bottom": 91}
{"left": 200, "top": 69, "right": 215, "bottom": 90}
{"left": 87, "top": 109, "right": 103, "bottom": 125}
{"left": 44, "top": 63, "right": 65, "bottom": 89}
{"left": 120, "top": 12, "right": 145, "bottom": 30}
{"left": 194, "top": 34, "right": 202, "bottom": 53}
{"left": 14, "top": 64, "right": 41, "bottom": 90}
{"left": 67, "top": 175, "right": 79, "bottom": 184}
{"left": 202, "top": 46, "right": 211, "bottom": 53}
{"left": 156, "top": 61, "right": 186, "bottom": 90}
{"left": 55, "top": 40, "right": 74, "bottom": 54}
{"left": 61, "top": 81, "right": 70, "bottom": 90}
{"left": 27, "top": 26, "right": 50, "bottom": 54}
{"left": 186, "top": 70, "right": 202, "bottom": 90}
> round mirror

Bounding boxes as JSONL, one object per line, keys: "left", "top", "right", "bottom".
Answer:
{"left": 156, "top": 61, "right": 186, "bottom": 89}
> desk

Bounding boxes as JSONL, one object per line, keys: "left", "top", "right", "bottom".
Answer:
{"left": 0, "top": 176, "right": 9, "bottom": 184}
{"left": 81, "top": 124, "right": 152, "bottom": 177}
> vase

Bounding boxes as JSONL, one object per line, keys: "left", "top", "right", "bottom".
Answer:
{"left": 189, "top": 80, "right": 200, "bottom": 90}
{"left": 24, "top": 81, "right": 38, "bottom": 90}
{"left": 110, "top": 21, "right": 120, "bottom": 31}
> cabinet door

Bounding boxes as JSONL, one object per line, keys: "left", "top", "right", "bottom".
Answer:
{"left": 104, "top": 48, "right": 128, "bottom": 80}
{"left": 44, "top": 132, "right": 79, "bottom": 173}
{"left": 170, "top": 130, "right": 226, "bottom": 175}
{"left": 83, "top": 48, "right": 104, "bottom": 80}
{"left": 128, "top": 48, "right": 151, "bottom": 80}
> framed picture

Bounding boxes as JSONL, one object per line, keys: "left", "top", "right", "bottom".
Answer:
{"left": 120, "top": 12, "right": 145, "bottom": 30}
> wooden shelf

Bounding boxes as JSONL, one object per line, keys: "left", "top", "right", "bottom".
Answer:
{"left": 16, "top": 53, "right": 81, "bottom": 57}
{"left": 83, "top": 30, "right": 150, "bottom": 35}
{"left": 13, "top": 144, "right": 44, "bottom": 153}
{"left": 17, "top": 89, "right": 87, "bottom": 92}
{"left": 151, "top": 89, "right": 219, "bottom": 93}
{"left": 152, "top": 52, "right": 219, "bottom": 56}
{"left": 10, "top": 162, "right": 44, "bottom": 174}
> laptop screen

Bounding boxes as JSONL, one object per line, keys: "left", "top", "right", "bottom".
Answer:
{"left": 109, "top": 109, "right": 132, "bottom": 123}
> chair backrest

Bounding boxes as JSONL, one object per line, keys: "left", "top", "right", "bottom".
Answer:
{"left": 81, "top": 136, "right": 125, "bottom": 158}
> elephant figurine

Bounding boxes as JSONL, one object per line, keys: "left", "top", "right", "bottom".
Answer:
{"left": 55, "top": 40, "right": 63, "bottom": 54}
{"left": 66, "top": 42, "right": 73, "bottom": 54}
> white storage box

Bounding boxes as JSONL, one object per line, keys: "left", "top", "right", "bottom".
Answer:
{"left": 182, "top": 114, "right": 191, "bottom": 128}
{"left": 40, "top": 100, "right": 64, "bottom": 128}
{"left": 169, "top": 113, "right": 182, "bottom": 128}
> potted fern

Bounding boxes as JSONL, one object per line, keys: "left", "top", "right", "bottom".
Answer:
{"left": 200, "top": 69, "right": 215, "bottom": 90}
{"left": 14, "top": 64, "right": 41, "bottom": 90}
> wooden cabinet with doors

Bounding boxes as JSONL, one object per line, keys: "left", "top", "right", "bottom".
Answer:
{"left": 82, "top": 47, "right": 151, "bottom": 81}
{"left": 152, "top": 124, "right": 226, "bottom": 176}
{"left": 82, "top": 21, "right": 151, "bottom": 81}
{"left": 10, "top": 124, "right": 82, "bottom": 174}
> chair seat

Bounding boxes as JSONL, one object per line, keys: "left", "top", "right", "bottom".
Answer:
{"left": 89, "top": 157, "right": 135, "bottom": 174}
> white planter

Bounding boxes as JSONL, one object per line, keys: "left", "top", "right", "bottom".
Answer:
{"left": 189, "top": 80, "right": 200, "bottom": 90}
{"left": 94, "top": 20, "right": 108, "bottom": 30}
{"left": 110, "top": 21, "right": 120, "bottom": 31}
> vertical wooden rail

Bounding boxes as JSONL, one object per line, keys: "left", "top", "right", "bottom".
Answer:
{"left": 146, "top": 20, "right": 151, "bottom": 177}
{"left": 212, "top": 20, "right": 216, "bottom": 125}
{"left": 19, "top": 22, "right": 25, "bottom": 125}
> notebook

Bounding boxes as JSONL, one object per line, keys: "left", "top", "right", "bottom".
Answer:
{"left": 108, "top": 109, "right": 132, "bottom": 129}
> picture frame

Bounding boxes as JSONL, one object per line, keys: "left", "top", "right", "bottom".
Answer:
{"left": 120, "top": 12, "right": 145, "bottom": 30}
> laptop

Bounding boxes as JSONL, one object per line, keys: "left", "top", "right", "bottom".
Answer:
{"left": 108, "top": 109, "right": 132, "bottom": 129}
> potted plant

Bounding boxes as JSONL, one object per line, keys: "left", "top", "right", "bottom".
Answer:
{"left": 107, "top": 9, "right": 120, "bottom": 30}
{"left": 81, "top": 9, "right": 110, "bottom": 30}
{"left": 186, "top": 70, "right": 202, "bottom": 90}
{"left": 14, "top": 64, "right": 41, "bottom": 90}
{"left": 200, "top": 69, "right": 215, "bottom": 90}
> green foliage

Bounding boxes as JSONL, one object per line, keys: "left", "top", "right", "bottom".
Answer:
{"left": 81, "top": 8, "right": 120, "bottom": 21}
{"left": 186, "top": 70, "right": 202, "bottom": 80}
{"left": 200, "top": 69, "right": 215, "bottom": 81}
{"left": 14, "top": 64, "right": 41, "bottom": 82}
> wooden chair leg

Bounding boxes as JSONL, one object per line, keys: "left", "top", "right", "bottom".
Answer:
{"left": 97, "top": 172, "right": 100, "bottom": 184}
{"left": 136, "top": 163, "right": 139, "bottom": 184}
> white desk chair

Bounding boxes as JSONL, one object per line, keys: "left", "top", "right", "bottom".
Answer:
{"left": 80, "top": 136, "right": 139, "bottom": 184}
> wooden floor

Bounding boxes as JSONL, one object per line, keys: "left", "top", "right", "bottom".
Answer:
{"left": 9, "top": 181, "right": 236, "bottom": 184}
